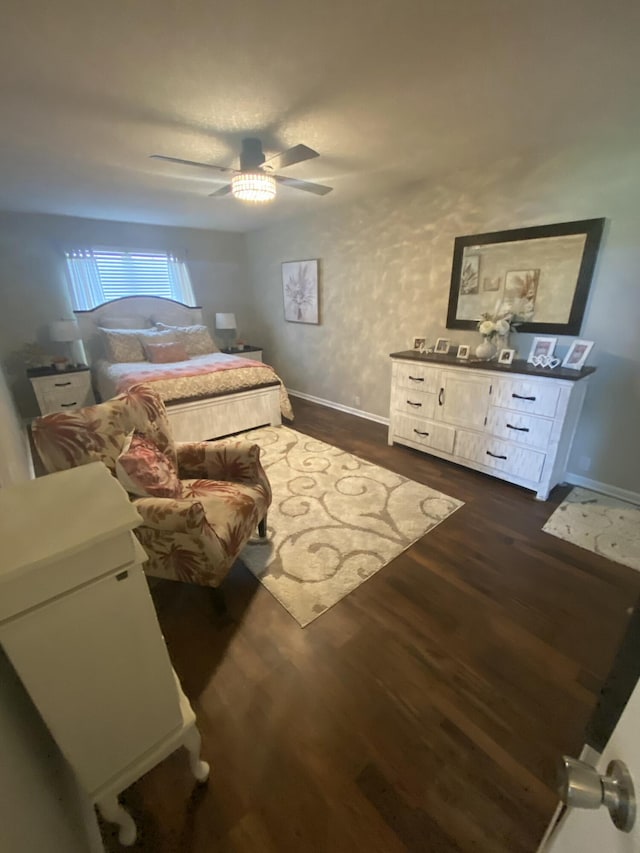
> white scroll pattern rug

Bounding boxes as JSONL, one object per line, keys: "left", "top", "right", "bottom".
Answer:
{"left": 543, "top": 487, "right": 640, "bottom": 572}
{"left": 239, "top": 426, "right": 463, "bottom": 626}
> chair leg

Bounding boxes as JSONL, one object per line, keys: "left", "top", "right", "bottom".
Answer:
{"left": 258, "top": 515, "right": 267, "bottom": 538}
{"left": 210, "top": 586, "right": 227, "bottom": 616}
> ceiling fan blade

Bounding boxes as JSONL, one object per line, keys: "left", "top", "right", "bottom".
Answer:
{"left": 263, "top": 144, "right": 319, "bottom": 172}
{"left": 274, "top": 175, "right": 333, "bottom": 196}
{"left": 208, "top": 184, "right": 233, "bottom": 197}
{"left": 150, "top": 154, "right": 233, "bottom": 174}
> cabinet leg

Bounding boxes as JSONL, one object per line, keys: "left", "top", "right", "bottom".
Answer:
{"left": 184, "top": 723, "right": 210, "bottom": 783}
{"left": 96, "top": 795, "right": 137, "bottom": 846}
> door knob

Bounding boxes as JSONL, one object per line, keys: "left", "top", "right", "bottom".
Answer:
{"left": 558, "top": 756, "right": 636, "bottom": 832}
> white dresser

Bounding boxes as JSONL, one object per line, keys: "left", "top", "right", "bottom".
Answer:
{"left": 28, "top": 367, "right": 95, "bottom": 415}
{"left": 0, "top": 462, "right": 209, "bottom": 846}
{"left": 388, "top": 352, "right": 594, "bottom": 500}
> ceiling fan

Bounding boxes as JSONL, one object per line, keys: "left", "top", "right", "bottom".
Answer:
{"left": 150, "top": 137, "right": 333, "bottom": 203}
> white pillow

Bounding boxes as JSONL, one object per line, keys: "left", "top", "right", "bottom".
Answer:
{"left": 154, "top": 322, "right": 219, "bottom": 355}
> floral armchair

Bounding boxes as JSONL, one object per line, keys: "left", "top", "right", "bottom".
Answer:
{"left": 32, "top": 384, "right": 271, "bottom": 589}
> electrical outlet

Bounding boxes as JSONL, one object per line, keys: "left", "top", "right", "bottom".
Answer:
{"left": 579, "top": 455, "right": 591, "bottom": 472}
{"left": 354, "top": 395, "right": 361, "bottom": 407}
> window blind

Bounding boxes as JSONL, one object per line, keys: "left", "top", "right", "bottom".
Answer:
{"left": 64, "top": 248, "right": 196, "bottom": 309}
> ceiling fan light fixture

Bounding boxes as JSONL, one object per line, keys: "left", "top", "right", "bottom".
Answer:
{"left": 231, "top": 172, "right": 276, "bottom": 203}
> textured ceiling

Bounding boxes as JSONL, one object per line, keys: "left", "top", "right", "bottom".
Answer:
{"left": 0, "top": 0, "right": 638, "bottom": 231}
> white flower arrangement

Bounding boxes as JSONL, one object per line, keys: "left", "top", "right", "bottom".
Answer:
{"left": 477, "top": 311, "right": 519, "bottom": 340}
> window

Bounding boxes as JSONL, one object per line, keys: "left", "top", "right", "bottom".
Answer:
{"left": 64, "top": 248, "right": 196, "bottom": 310}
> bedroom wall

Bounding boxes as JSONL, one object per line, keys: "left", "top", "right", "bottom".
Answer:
{"left": 244, "top": 140, "right": 640, "bottom": 497}
{"left": 0, "top": 212, "right": 248, "bottom": 417}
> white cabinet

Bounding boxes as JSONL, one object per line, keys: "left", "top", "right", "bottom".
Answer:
{"left": 389, "top": 354, "right": 592, "bottom": 500}
{"left": 0, "top": 463, "right": 209, "bottom": 846}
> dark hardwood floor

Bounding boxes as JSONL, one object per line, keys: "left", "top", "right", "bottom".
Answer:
{"left": 104, "top": 398, "right": 640, "bottom": 852}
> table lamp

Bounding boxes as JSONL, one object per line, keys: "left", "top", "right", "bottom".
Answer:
{"left": 49, "top": 319, "right": 81, "bottom": 366}
{"left": 215, "top": 313, "right": 237, "bottom": 350}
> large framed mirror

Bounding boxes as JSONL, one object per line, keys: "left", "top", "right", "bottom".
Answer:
{"left": 446, "top": 218, "right": 605, "bottom": 335}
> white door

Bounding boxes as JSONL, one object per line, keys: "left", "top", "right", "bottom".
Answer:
{"left": 542, "top": 676, "right": 640, "bottom": 852}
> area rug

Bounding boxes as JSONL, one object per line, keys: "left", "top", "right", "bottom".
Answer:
{"left": 239, "top": 426, "right": 463, "bottom": 626}
{"left": 543, "top": 487, "right": 640, "bottom": 571}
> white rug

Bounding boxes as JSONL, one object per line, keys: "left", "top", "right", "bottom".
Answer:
{"left": 543, "top": 487, "right": 640, "bottom": 572}
{"left": 239, "top": 426, "right": 463, "bottom": 626}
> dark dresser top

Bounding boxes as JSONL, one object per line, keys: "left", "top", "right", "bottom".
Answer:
{"left": 389, "top": 350, "right": 596, "bottom": 382}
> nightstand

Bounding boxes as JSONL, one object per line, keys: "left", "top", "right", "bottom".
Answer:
{"left": 28, "top": 366, "right": 95, "bottom": 415}
{"left": 221, "top": 345, "right": 263, "bottom": 362}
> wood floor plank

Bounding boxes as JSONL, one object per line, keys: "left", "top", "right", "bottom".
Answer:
{"left": 103, "top": 398, "right": 640, "bottom": 852}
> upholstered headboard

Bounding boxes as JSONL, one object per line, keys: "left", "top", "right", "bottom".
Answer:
{"left": 75, "top": 296, "right": 204, "bottom": 364}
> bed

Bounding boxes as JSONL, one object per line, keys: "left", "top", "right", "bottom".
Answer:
{"left": 75, "top": 296, "right": 293, "bottom": 442}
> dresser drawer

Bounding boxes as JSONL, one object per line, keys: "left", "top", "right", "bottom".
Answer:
{"left": 485, "top": 407, "right": 553, "bottom": 450}
{"left": 34, "top": 372, "right": 90, "bottom": 393}
{"left": 492, "top": 377, "right": 560, "bottom": 418}
{"left": 454, "top": 429, "right": 546, "bottom": 483}
{"left": 394, "top": 415, "right": 455, "bottom": 454}
{"left": 394, "top": 362, "right": 440, "bottom": 394}
{"left": 393, "top": 391, "right": 437, "bottom": 419}
{"left": 42, "top": 388, "right": 93, "bottom": 412}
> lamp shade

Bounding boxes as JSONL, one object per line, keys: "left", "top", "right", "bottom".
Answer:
{"left": 215, "top": 313, "right": 237, "bottom": 330}
{"left": 231, "top": 173, "right": 276, "bottom": 203}
{"left": 49, "top": 320, "right": 81, "bottom": 342}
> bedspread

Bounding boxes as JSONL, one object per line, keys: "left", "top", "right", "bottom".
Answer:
{"left": 94, "top": 353, "right": 294, "bottom": 419}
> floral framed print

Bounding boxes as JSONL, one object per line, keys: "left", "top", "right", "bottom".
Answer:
{"left": 282, "top": 259, "right": 319, "bottom": 324}
{"left": 562, "top": 339, "right": 594, "bottom": 370}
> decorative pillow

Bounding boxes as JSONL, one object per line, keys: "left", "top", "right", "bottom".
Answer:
{"left": 99, "top": 329, "right": 146, "bottom": 362}
{"left": 115, "top": 432, "right": 183, "bottom": 498}
{"left": 155, "top": 322, "right": 219, "bottom": 356}
{"left": 136, "top": 328, "right": 178, "bottom": 345}
{"left": 144, "top": 341, "right": 189, "bottom": 363}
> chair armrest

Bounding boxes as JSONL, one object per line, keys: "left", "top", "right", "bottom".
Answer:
{"left": 176, "top": 440, "right": 272, "bottom": 502}
{"left": 132, "top": 496, "right": 207, "bottom": 533}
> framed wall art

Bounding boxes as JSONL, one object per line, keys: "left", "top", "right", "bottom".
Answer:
{"left": 282, "top": 259, "right": 319, "bottom": 324}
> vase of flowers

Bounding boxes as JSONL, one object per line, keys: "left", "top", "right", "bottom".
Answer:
{"left": 476, "top": 312, "right": 517, "bottom": 360}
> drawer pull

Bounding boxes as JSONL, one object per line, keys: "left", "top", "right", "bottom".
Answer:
{"left": 414, "top": 429, "right": 430, "bottom": 437}
{"left": 512, "top": 393, "right": 536, "bottom": 401}
{"left": 506, "top": 423, "right": 530, "bottom": 432}
{"left": 438, "top": 387, "right": 444, "bottom": 406}
{"left": 486, "top": 450, "right": 507, "bottom": 460}
{"left": 60, "top": 402, "right": 77, "bottom": 408}
{"left": 54, "top": 381, "right": 72, "bottom": 387}
{"left": 406, "top": 400, "right": 422, "bottom": 408}
{"left": 408, "top": 375, "right": 424, "bottom": 382}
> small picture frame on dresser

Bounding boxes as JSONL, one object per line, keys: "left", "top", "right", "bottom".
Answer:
{"left": 561, "top": 339, "right": 594, "bottom": 370}
{"left": 434, "top": 338, "right": 450, "bottom": 354}
{"left": 456, "top": 344, "right": 470, "bottom": 360}
{"left": 412, "top": 336, "right": 426, "bottom": 352}
{"left": 498, "top": 348, "right": 515, "bottom": 365}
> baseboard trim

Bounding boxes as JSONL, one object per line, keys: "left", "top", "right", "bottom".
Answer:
{"left": 288, "top": 389, "right": 389, "bottom": 427}
{"left": 564, "top": 473, "right": 640, "bottom": 506}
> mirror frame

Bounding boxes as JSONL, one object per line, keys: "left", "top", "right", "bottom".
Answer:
{"left": 446, "top": 218, "right": 605, "bottom": 335}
